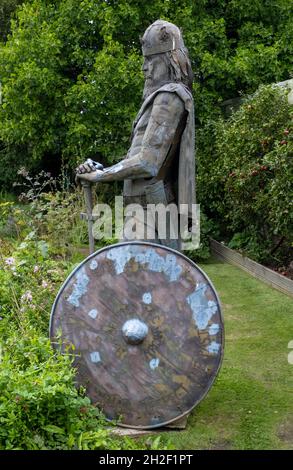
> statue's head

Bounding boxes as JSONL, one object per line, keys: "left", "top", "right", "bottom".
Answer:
{"left": 141, "top": 20, "right": 193, "bottom": 98}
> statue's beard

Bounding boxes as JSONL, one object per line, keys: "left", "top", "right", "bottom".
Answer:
{"left": 142, "top": 77, "right": 170, "bottom": 99}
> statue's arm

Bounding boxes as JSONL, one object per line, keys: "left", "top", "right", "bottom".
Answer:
{"left": 76, "top": 92, "right": 185, "bottom": 183}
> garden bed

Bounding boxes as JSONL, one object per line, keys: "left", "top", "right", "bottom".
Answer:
{"left": 210, "top": 239, "right": 293, "bottom": 298}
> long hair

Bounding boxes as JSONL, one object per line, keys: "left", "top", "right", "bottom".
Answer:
{"left": 162, "top": 48, "right": 193, "bottom": 92}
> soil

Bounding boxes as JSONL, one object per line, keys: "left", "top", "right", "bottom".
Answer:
{"left": 263, "top": 260, "right": 293, "bottom": 281}
{"left": 277, "top": 419, "right": 293, "bottom": 446}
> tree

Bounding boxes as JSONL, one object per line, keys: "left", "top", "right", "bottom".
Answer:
{"left": 0, "top": 0, "right": 292, "bottom": 189}
{"left": 0, "top": 0, "right": 26, "bottom": 42}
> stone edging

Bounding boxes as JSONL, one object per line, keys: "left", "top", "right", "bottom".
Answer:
{"left": 210, "top": 238, "right": 293, "bottom": 298}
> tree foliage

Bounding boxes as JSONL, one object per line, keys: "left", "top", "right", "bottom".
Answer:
{"left": 197, "top": 85, "right": 293, "bottom": 265}
{"left": 0, "top": 0, "right": 292, "bottom": 188}
{"left": 0, "top": 0, "right": 26, "bottom": 42}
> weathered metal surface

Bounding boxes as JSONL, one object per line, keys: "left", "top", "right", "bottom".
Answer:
{"left": 76, "top": 21, "right": 195, "bottom": 254}
{"left": 81, "top": 181, "right": 95, "bottom": 255}
{"left": 50, "top": 242, "right": 224, "bottom": 429}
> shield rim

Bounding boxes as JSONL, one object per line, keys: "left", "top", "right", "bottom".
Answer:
{"left": 49, "top": 241, "right": 225, "bottom": 429}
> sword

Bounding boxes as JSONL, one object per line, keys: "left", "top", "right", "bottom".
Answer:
{"left": 81, "top": 180, "right": 95, "bottom": 255}
{"left": 78, "top": 159, "right": 104, "bottom": 255}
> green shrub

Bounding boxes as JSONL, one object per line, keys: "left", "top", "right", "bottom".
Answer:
{"left": 0, "top": 203, "right": 173, "bottom": 450}
{"left": 197, "top": 85, "right": 293, "bottom": 265}
{"left": 0, "top": 320, "right": 170, "bottom": 450}
{"left": 187, "top": 211, "right": 219, "bottom": 262}
{"left": 0, "top": 322, "right": 104, "bottom": 450}
{"left": 0, "top": 260, "right": 172, "bottom": 450}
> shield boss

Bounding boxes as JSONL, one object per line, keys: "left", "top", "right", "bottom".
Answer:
{"left": 50, "top": 242, "right": 224, "bottom": 429}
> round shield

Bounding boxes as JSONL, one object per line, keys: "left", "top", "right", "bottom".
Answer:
{"left": 50, "top": 242, "right": 224, "bottom": 429}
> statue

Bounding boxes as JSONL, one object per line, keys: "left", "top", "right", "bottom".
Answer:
{"left": 51, "top": 24, "right": 224, "bottom": 430}
{"left": 76, "top": 20, "right": 195, "bottom": 251}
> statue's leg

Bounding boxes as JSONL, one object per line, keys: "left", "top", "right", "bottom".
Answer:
{"left": 122, "top": 209, "right": 160, "bottom": 243}
{"left": 122, "top": 198, "right": 187, "bottom": 429}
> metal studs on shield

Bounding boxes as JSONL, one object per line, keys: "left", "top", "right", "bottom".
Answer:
{"left": 50, "top": 242, "right": 224, "bottom": 429}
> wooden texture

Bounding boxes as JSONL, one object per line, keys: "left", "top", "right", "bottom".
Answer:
{"left": 210, "top": 239, "right": 293, "bottom": 298}
{"left": 50, "top": 242, "right": 224, "bottom": 429}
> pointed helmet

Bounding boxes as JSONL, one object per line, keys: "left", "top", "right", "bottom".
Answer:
{"left": 141, "top": 20, "right": 185, "bottom": 57}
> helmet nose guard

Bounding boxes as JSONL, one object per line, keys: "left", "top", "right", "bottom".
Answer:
{"left": 141, "top": 19, "right": 185, "bottom": 57}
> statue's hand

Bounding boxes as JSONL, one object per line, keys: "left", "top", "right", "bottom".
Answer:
{"left": 76, "top": 158, "right": 104, "bottom": 174}
{"left": 75, "top": 159, "right": 104, "bottom": 184}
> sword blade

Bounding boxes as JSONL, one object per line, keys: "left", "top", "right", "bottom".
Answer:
{"left": 81, "top": 181, "right": 95, "bottom": 254}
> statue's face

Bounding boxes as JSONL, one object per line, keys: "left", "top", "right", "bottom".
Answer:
{"left": 142, "top": 55, "right": 168, "bottom": 84}
{"left": 142, "top": 54, "right": 169, "bottom": 98}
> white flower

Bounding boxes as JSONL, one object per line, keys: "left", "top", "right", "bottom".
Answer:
{"left": 21, "top": 291, "right": 33, "bottom": 303}
{"left": 5, "top": 257, "right": 15, "bottom": 266}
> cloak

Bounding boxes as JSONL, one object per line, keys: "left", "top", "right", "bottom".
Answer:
{"left": 131, "top": 82, "right": 196, "bottom": 213}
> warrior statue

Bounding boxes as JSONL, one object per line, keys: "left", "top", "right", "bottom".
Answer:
{"left": 76, "top": 19, "right": 195, "bottom": 251}
{"left": 52, "top": 23, "right": 224, "bottom": 430}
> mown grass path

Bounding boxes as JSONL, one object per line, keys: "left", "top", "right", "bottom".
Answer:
{"left": 165, "top": 258, "right": 293, "bottom": 450}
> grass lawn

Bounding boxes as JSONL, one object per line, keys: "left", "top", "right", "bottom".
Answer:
{"left": 163, "top": 257, "right": 293, "bottom": 450}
